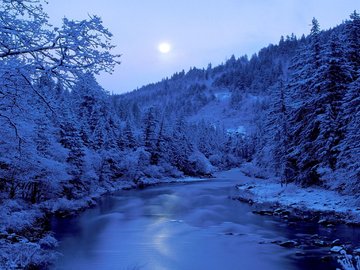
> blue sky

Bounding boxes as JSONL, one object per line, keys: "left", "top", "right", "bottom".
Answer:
{"left": 45, "top": 0, "right": 360, "bottom": 94}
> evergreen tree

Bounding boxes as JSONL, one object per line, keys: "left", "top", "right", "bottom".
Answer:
{"left": 286, "top": 18, "right": 325, "bottom": 186}
{"left": 151, "top": 118, "right": 166, "bottom": 165}
{"left": 59, "top": 119, "right": 86, "bottom": 199}
{"left": 143, "top": 107, "right": 158, "bottom": 164}
{"left": 169, "top": 116, "right": 193, "bottom": 174}
{"left": 122, "top": 120, "right": 137, "bottom": 149}
{"left": 345, "top": 11, "right": 360, "bottom": 79}
{"left": 315, "top": 34, "right": 352, "bottom": 172}
{"left": 72, "top": 73, "right": 118, "bottom": 150}
{"left": 337, "top": 74, "right": 360, "bottom": 190}
{"left": 257, "top": 79, "right": 289, "bottom": 182}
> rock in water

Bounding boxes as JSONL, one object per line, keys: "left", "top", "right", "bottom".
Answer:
{"left": 279, "top": 240, "right": 298, "bottom": 248}
{"left": 330, "top": 246, "right": 344, "bottom": 253}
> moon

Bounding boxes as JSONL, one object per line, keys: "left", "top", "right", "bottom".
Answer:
{"left": 158, "top": 42, "right": 171, "bottom": 54}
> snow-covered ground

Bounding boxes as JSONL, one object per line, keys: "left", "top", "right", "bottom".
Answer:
{"left": 215, "top": 167, "right": 360, "bottom": 225}
{"left": 188, "top": 88, "right": 255, "bottom": 131}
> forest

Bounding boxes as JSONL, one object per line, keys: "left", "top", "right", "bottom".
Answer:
{"left": 114, "top": 15, "right": 359, "bottom": 193}
{"left": 0, "top": 0, "right": 359, "bottom": 268}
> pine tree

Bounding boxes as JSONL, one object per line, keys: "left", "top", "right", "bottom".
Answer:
{"left": 258, "top": 78, "right": 290, "bottom": 182}
{"left": 286, "top": 18, "right": 325, "bottom": 186}
{"left": 143, "top": 107, "right": 158, "bottom": 164}
{"left": 151, "top": 118, "right": 165, "bottom": 165}
{"left": 72, "top": 73, "right": 118, "bottom": 150}
{"left": 59, "top": 119, "right": 86, "bottom": 199}
{"left": 337, "top": 74, "right": 360, "bottom": 191}
{"left": 314, "top": 34, "right": 352, "bottom": 171}
{"left": 169, "top": 116, "right": 193, "bottom": 174}
{"left": 345, "top": 11, "right": 360, "bottom": 79}
{"left": 123, "top": 120, "right": 137, "bottom": 149}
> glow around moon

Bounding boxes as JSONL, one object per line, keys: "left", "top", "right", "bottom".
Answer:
{"left": 158, "top": 42, "right": 171, "bottom": 54}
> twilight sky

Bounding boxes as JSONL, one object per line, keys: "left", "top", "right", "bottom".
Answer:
{"left": 45, "top": 0, "right": 359, "bottom": 94}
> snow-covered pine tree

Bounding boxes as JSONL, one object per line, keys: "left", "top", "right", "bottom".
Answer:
{"left": 314, "top": 33, "right": 352, "bottom": 175}
{"left": 151, "top": 118, "right": 165, "bottom": 165}
{"left": 59, "top": 115, "right": 86, "bottom": 199}
{"left": 286, "top": 18, "right": 325, "bottom": 186}
{"left": 256, "top": 77, "right": 289, "bottom": 182}
{"left": 339, "top": 12, "right": 360, "bottom": 185}
{"left": 337, "top": 73, "right": 360, "bottom": 192}
{"left": 143, "top": 107, "right": 159, "bottom": 164}
{"left": 123, "top": 120, "right": 138, "bottom": 149}
{"left": 169, "top": 116, "right": 194, "bottom": 175}
{"left": 345, "top": 11, "right": 360, "bottom": 80}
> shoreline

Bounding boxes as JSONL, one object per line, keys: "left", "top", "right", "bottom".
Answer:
{"left": 219, "top": 168, "right": 360, "bottom": 269}
{"left": 0, "top": 176, "right": 212, "bottom": 269}
{"left": 233, "top": 182, "right": 360, "bottom": 227}
{"left": 218, "top": 168, "right": 360, "bottom": 226}
{"left": 1, "top": 168, "right": 359, "bottom": 269}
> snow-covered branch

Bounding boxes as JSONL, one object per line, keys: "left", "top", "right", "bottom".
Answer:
{"left": 0, "top": 0, "right": 120, "bottom": 83}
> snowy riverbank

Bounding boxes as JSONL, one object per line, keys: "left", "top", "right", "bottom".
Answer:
{"left": 1, "top": 168, "right": 359, "bottom": 269}
{"left": 0, "top": 175, "right": 212, "bottom": 269}
{"left": 216, "top": 168, "right": 360, "bottom": 270}
{"left": 216, "top": 168, "right": 360, "bottom": 226}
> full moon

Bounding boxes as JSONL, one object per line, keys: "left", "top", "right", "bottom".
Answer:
{"left": 158, "top": 42, "right": 171, "bottom": 54}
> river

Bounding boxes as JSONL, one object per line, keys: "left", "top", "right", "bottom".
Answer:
{"left": 51, "top": 175, "right": 359, "bottom": 270}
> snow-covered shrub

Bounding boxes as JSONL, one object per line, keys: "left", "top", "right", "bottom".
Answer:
{"left": 188, "top": 151, "right": 214, "bottom": 175}
{"left": 117, "top": 148, "right": 148, "bottom": 182}
{"left": 0, "top": 200, "right": 43, "bottom": 233}
{"left": 322, "top": 168, "right": 360, "bottom": 197}
{"left": 142, "top": 165, "right": 164, "bottom": 179}
{"left": 240, "top": 162, "right": 270, "bottom": 179}
{"left": 157, "top": 161, "right": 183, "bottom": 178}
{"left": 209, "top": 154, "right": 222, "bottom": 167}
{"left": 0, "top": 236, "right": 58, "bottom": 270}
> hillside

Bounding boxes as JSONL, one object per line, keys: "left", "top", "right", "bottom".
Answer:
{"left": 113, "top": 34, "right": 299, "bottom": 141}
{"left": 113, "top": 15, "right": 359, "bottom": 193}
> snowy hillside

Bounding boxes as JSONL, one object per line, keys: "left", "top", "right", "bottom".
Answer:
{"left": 113, "top": 14, "right": 360, "bottom": 194}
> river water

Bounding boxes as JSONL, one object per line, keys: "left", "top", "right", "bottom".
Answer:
{"left": 51, "top": 176, "right": 360, "bottom": 270}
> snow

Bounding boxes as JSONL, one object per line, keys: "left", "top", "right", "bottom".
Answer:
{"left": 215, "top": 167, "right": 360, "bottom": 224}
{"left": 0, "top": 199, "right": 59, "bottom": 270}
{"left": 331, "top": 246, "right": 345, "bottom": 253}
{"left": 337, "top": 250, "right": 360, "bottom": 270}
{"left": 214, "top": 91, "right": 231, "bottom": 101}
{"left": 227, "top": 125, "right": 246, "bottom": 135}
{"left": 188, "top": 88, "right": 244, "bottom": 130}
{"left": 0, "top": 200, "right": 43, "bottom": 233}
